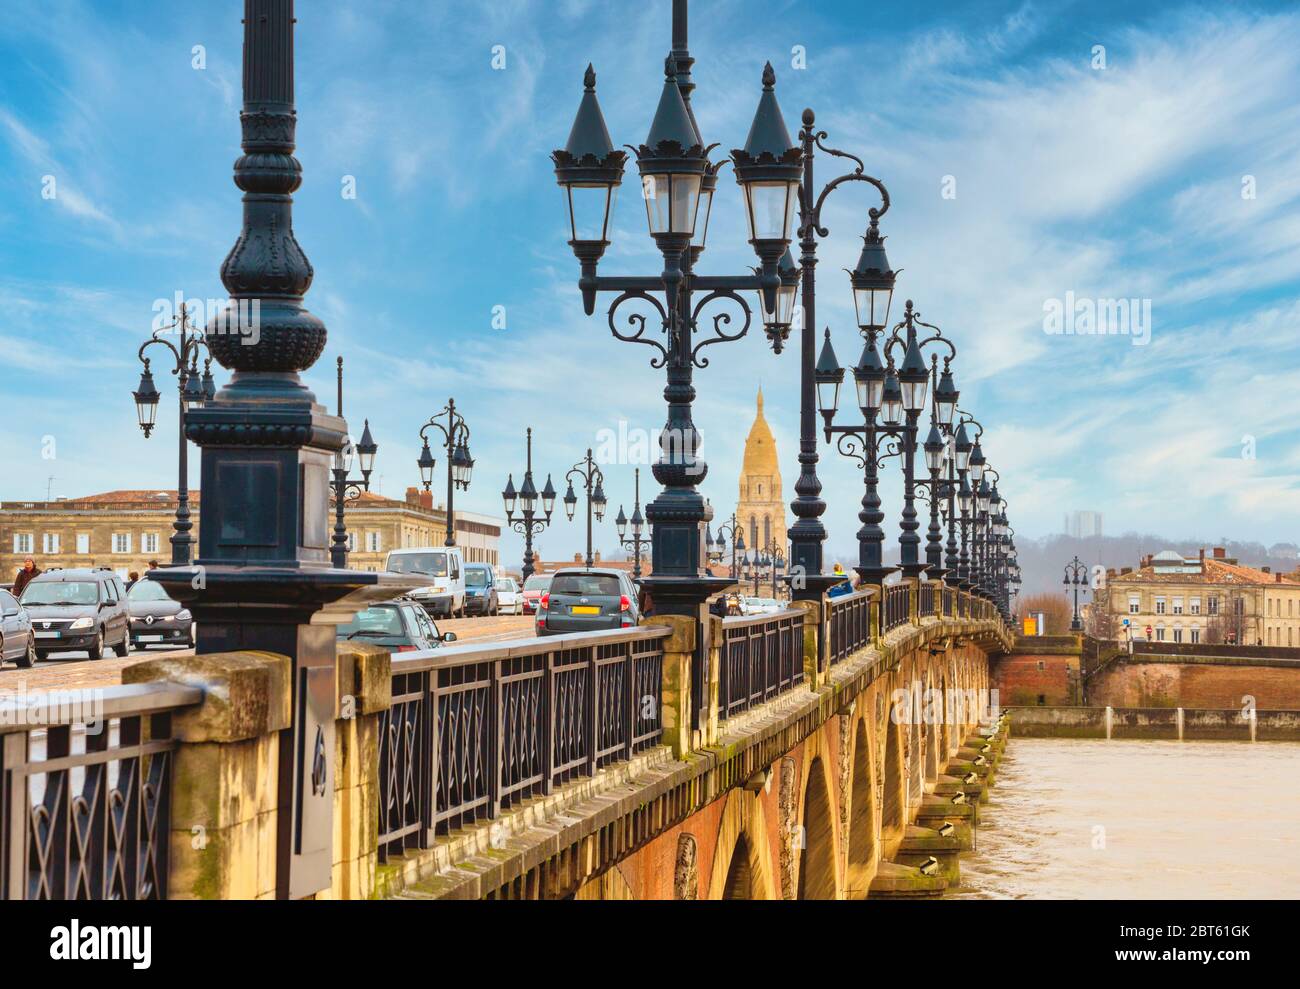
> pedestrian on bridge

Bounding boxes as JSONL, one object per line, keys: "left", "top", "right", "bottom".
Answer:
{"left": 12, "top": 558, "right": 40, "bottom": 598}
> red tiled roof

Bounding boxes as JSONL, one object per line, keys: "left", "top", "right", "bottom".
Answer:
{"left": 1110, "top": 559, "right": 1300, "bottom": 586}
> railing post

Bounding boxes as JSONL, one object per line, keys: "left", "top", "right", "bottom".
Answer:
{"left": 789, "top": 599, "right": 823, "bottom": 691}
{"left": 872, "top": 594, "right": 883, "bottom": 645}
{"left": 326, "top": 644, "right": 392, "bottom": 899}
{"left": 705, "top": 615, "right": 724, "bottom": 745}
{"left": 908, "top": 578, "right": 921, "bottom": 626}
{"left": 123, "top": 652, "right": 292, "bottom": 900}
{"left": 652, "top": 614, "right": 698, "bottom": 758}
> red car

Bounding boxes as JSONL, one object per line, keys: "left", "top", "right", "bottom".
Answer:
{"left": 521, "top": 573, "right": 552, "bottom": 615}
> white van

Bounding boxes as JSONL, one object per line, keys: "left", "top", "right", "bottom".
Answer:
{"left": 384, "top": 546, "right": 466, "bottom": 618}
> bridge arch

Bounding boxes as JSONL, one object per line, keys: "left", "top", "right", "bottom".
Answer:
{"left": 705, "top": 789, "right": 776, "bottom": 900}
{"left": 797, "top": 755, "right": 839, "bottom": 899}
{"left": 882, "top": 698, "right": 907, "bottom": 855}
{"left": 845, "top": 713, "right": 879, "bottom": 898}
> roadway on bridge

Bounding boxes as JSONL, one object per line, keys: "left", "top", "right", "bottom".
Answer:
{"left": 0, "top": 615, "right": 534, "bottom": 690}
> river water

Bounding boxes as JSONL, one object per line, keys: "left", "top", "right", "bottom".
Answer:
{"left": 948, "top": 738, "right": 1300, "bottom": 899}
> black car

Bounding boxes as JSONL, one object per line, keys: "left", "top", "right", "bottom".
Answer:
{"left": 536, "top": 568, "right": 641, "bottom": 636}
{"left": 336, "top": 598, "right": 458, "bottom": 653}
{"left": 20, "top": 568, "right": 131, "bottom": 661}
{"left": 127, "top": 579, "right": 194, "bottom": 650}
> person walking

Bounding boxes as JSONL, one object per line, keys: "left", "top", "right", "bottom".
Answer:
{"left": 12, "top": 558, "right": 40, "bottom": 598}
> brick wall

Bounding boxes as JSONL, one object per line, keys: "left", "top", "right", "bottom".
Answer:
{"left": 1090, "top": 661, "right": 1300, "bottom": 709}
{"left": 992, "top": 654, "right": 1079, "bottom": 706}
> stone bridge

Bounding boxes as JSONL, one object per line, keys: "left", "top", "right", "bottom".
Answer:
{"left": 1, "top": 580, "right": 1012, "bottom": 900}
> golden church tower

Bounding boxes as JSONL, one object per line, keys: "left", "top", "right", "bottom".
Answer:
{"left": 736, "top": 389, "right": 787, "bottom": 554}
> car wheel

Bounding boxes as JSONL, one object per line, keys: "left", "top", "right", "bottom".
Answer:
{"left": 17, "top": 635, "right": 36, "bottom": 669}
{"left": 114, "top": 634, "right": 130, "bottom": 658}
{"left": 87, "top": 631, "right": 104, "bottom": 661}
{"left": 35, "top": 650, "right": 50, "bottom": 662}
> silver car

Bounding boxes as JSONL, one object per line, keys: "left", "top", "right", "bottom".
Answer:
{"left": 0, "top": 588, "right": 36, "bottom": 668}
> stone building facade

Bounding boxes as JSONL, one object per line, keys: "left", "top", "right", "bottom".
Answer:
{"left": 735, "top": 389, "right": 787, "bottom": 556}
{"left": 1097, "top": 547, "right": 1300, "bottom": 647}
{"left": 0, "top": 488, "right": 500, "bottom": 584}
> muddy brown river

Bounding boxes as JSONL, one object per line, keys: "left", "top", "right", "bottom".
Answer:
{"left": 948, "top": 738, "right": 1300, "bottom": 899}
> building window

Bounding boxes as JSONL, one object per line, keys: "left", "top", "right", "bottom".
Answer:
{"left": 142, "top": 533, "right": 160, "bottom": 554}
{"left": 1172, "top": 597, "right": 1183, "bottom": 615}
{"left": 112, "top": 533, "right": 132, "bottom": 554}
{"left": 1191, "top": 626, "right": 1201, "bottom": 644}
{"left": 13, "top": 534, "right": 33, "bottom": 554}
{"left": 1155, "top": 625, "right": 1165, "bottom": 642}
{"left": 1207, "top": 596, "right": 1219, "bottom": 615}
{"left": 347, "top": 532, "right": 357, "bottom": 552}
{"left": 1128, "top": 596, "right": 1139, "bottom": 614}
{"left": 1190, "top": 597, "right": 1200, "bottom": 615}
{"left": 365, "top": 531, "right": 381, "bottom": 553}
{"left": 1173, "top": 626, "right": 1183, "bottom": 643}
{"left": 76, "top": 533, "right": 90, "bottom": 554}
{"left": 1155, "top": 597, "right": 1166, "bottom": 615}
{"left": 41, "top": 533, "right": 60, "bottom": 554}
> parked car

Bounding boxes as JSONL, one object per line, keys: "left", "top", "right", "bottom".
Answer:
{"left": 495, "top": 576, "right": 522, "bottom": 615}
{"left": 127, "top": 579, "right": 194, "bottom": 650}
{"left": 535, "top": 568, "right": 640, "bottom": 636}
{"left": 740, "top": 596, "right": 784, "bottom": 616}
{"left": 463, "top": 563, "right": 499, "bottom": 616}
{"left": 336, "top": 598, "right": 457, "bottom": 653}
{"left": 0, "top": 589, "right": 36, "bottom": 668}
{"left": 521, "top": 573, "right": 552, "bottom": 615}
{"left": 384, "top": 547, "right": 466, "bottom": 618}
{"left": 19, "top": 568, "right": 131, "bottom": 661}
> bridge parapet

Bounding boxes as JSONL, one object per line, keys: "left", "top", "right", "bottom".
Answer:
{"left": 1, "top": 584, "right": 1012, "bottom": 901}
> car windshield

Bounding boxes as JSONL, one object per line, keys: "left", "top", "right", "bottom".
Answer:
{"left": 550, "top": 573, "right": 621, "bottom": 596}
{"left": 523, "top": 575, "right": 552, "bottom": 592}
{"left": 21, "top": 581, "right": 100, "bottom": 606}
{"left": 388, "top": 553, "right": 448, "bottom": 577}
{"left": 496, "top": 579, "right": 516, "bottom": 592}
{"left": 337, "top": 606, "right": 405, "bottom": 638}
{"left": 128, "top": 581, "right": 173, "bottom": 603}
{"left": 465, "top": 569, "right": 489, "bottom": 588}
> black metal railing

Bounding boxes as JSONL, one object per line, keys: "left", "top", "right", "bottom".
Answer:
{"left": 1, "top": 683, "right": 200, "bottom": 900}
{"left": 883, "top": 583, "right": 911, "bottom": 633}
{"left": 378, "top": 626, "right": 669, "bottom": 861}
{"left": 942, "top": 587, "right": 956, "bottom": 618}
{"left": 919, "top": 582, "right": 936, "bottom": 618}
{"left": 719, "top": 610, "right": 806, "bottom": 720}
{"left": 827, "top": 589, "right": 874, "bottom": 664}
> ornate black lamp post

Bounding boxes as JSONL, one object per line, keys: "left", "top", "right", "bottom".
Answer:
{"left": 417, "top": 398, "right": 473, "bottom": 547}
{"left": 1064, "top": 554, "right": 1088, "bottom": 631}
{"left": 553, "top": 0, "right": 868, "bottom": 610}
{"left": 821, "top": 299, "right": 961, "bottom": 591}
{"left": 148, "top": 0, "right": 414, "bottom": 899}
{"left": 770, "top": 547, "right": 786, "bottom": 598}
{"left": 502, "top": 428, "right": 556, "bottom": 583}
{"left": 328, "top": 357, "right": 377, "bottom": 568}
{"left": 816, "top": 326, "right": 898, "bottom": 587}
{"left": 615, "top": 467, "right": 651, "bottom": 580}
{"left": 132, "top": 302, "right": 215, "bottom": 565}
{"left": 564, "top": 449, "right": 607, "bottom": 569}
{"left": 707, "top": 510, "right": 746, "bottom": 579}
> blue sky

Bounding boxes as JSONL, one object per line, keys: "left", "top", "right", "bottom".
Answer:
{"left": 1, "top": 0, "right": 1298, "bottom": 569}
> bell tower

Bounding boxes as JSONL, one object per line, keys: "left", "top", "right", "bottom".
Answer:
{"left": 736, "top": 389, "right": 787, "bottom": 553}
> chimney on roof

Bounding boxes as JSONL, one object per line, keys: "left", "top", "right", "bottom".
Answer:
{"left": 1199, "top": 547, "right": 1205, "bottom": 562}
{"left": 1262, "top": 566, "right": 1271, "bottom": 574}
{"left": 1276, "top": 572, "right": 1283, "bottom": 583}
{"left": 1213, "top": 546, "right": 1226, "bottom": 559}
